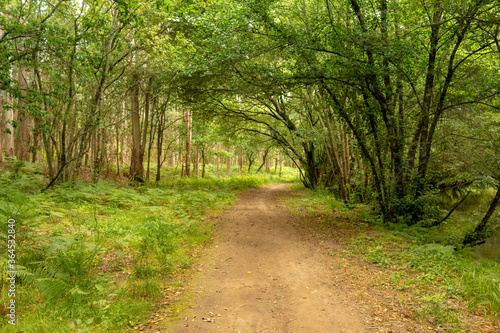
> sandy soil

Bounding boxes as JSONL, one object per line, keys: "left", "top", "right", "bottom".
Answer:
{"left": 165, "top": 184, "right": 370, "bottom": 332}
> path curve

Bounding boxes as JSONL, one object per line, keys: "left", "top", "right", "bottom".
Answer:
{"left": 167, "top": 184, "right": 368, "bottom": 332}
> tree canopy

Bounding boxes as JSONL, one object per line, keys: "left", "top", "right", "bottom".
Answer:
{"left": 1, "top": 0, "right": 499, "bottom": 242}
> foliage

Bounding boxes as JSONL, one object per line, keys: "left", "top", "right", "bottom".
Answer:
{"left": 2, "top": 0, "right": 498, "bottom": 230}
{"left": 177, "top": 0, "right": 500, "bottom": 228}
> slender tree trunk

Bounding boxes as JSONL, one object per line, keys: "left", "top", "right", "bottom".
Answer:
{"left": 380, "top": 0, "right": 404, "bottom": 198}
{"left": 31, "top": 116, "right": 40, "bottom": 163}
{"left": 273, "top": 153, "right": 278, "bottom": 174}
{"left": 422, "top": 11, "right": 477, "bottom": 193}
{"left": 15, "top": 68, "right": 31, "bottom": 161}
{"left": 99, "top": 127, "right": 107, "bottom": 176}
{"left": 178, "top": 137, "right": 183, "bottom": 176}
{"left": 184, "top": 108, "right": 192, "bottom": 177}
{"left": 216, "top": 143, "right": 221, "bottom": 177}
{"left": 226, "top": 146, "right": 232, "bottom": 176}
{"left": 156, "top": 107, "right": 165, "bottom": 182}
{"left": 193, "top": 148, "right": 199, "bottom": 176}
{"left": 3, "top": 93, "right": 14, "bottom": 158}
{"left": 279, "top": 156, "right": 283, "bottom": 177}
{"left": 122, "top": 101, "right": 128, "bottom": 167}
{"left": 415, "top": 7, "right": 442, "bottom": 194}
{"left": 257, "top": 148, "right": 270, "bottom": 173}
{"left": 115, "top": 122, "right": 120, "bottom": 175}
{"left": 141, "top": 76, "right": 152, "bottom": 180}
{"left": 321, "top": 109, "right": 347, "bottom": 200}
{"left": 475, "top": 183, "right": 500, "bottom": 233}
{"left": 90, "top": 128, "right": 97, "bottom": 180}
{"left": 239, "top": 151, "right": 244, "bottom": 173}
{"left": 75, "top": 9, "right": 118, "bottom": 173}
{"left": 34, "top": 61, "right": 57, "bottom": 179}
{"left": 341, "top": 125, "right": 351, "bottom": 190}
{"left": 168, "top": 121, "right": 175, "bottom": 167}
{"left": 201, "top": 146, "right": 206, "bottom": 178}
{"left": 394, "top": 3, "right": 406, "bottom": 193}
{"left": 247, "top": 152, "right": 255, "bottom": 172}
{"left": 129, "top": 72, "right": 144, "bottom": 181}
{"left": 322, "top": 84, "right": 388, "bottom": 218}
{"left": 146, "top": 107, "right": 156, "bottom": 181}
{"left": 436, "top": 191, "right": 471, "bottom": 226}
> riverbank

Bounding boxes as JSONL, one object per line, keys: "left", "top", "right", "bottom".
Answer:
{"left": 281, "top": 185, "right": 500, "bottom": 332}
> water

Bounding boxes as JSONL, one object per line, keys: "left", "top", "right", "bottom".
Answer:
{"left": 474, "top": 231, "right": 500, "bottom": 260}
{"left": 438, "top": 190, "right": 499, "bottom": 260}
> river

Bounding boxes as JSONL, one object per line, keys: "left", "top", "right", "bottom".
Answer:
{"left": 474, "top": 231, "right": 500, "bottom": 260}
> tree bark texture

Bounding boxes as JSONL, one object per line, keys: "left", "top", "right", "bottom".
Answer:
{"left": 185, "top": 108, "right": 192, "bottom": 177}
{"left": 130, "top": 72, "right": 144, "bottom": 181}
{"left": 15, "top": 68, "right": 31, "bottom": 161}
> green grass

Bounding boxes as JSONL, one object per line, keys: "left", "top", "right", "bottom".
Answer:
{"left": 348, "top": 227, "right": 500, "bottom": 328}
{"left": 0, "top": 160, "right": 298, "bottom": 332}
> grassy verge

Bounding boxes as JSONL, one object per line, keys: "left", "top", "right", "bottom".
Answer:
{"left": 282, "top": 185, "right": 499, "bottom": 332}
{"left": 0, "top": 160, "right": 299, "bottom": 332}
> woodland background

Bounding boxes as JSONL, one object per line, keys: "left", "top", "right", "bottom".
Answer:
{"left": 0, "top": 0, "right": 499, "bottom": 331}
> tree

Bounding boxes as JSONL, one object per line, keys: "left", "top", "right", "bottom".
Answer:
{"left": 461, "top": 112, "right": 500, "bottom": 245}
{"left": 182, "top": 0, "right": 500, "bottom": 222}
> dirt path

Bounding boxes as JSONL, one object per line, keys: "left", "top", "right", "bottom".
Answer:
{"left": 165, "top": 184, "right": 370, "bottom": 332}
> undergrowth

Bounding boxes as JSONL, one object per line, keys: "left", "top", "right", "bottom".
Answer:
{"left": 0, "top": 160, "right": 298, "bottom": 332}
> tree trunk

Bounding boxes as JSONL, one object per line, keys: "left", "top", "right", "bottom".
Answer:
{"left": 279, "top": 156, "right": 283, "bottom": 177}
{"left": 129, "top": 72, "right": 144, "bottom": 181}
{"left": 31, "top": 116, "right": 40, "bottom": 163}
{"left": 273, "top": 153, "right": 278, "bottom": 174}
{"left": 201, "top": 146, "right": 206, "bottom": 178}
{"left": 226, "top": 146, "right": 231, "bottom": 176}
{"left": 435, "top": 191, "right": 471, "bottom": 226}
{"left": 257, "top": 148, "right": 269, "bottom": 173}
{"left": 184, "top": 109, "right": 192, "bottom": 177}
{"left": 146, "top": 105, "right": 156, "bottom": 181}
{"left": 120, "top": 101, "right": 127, "bottom": 167}
{"left": 239, "top": 151, "right": 243, "bottom": 173}
{"left": 193, "top": 148, "right": 199, "bottom": 176}
{"left": 415, "top": 7, "right": 442, "bottom": 195}
{"left": 463, "top": 182, "right": 500, "bottom": 246}
{"left": 15, "top": 68, "right": 31, "bottom": 161}
{"left": 115, "top": 122, "right": 121, "bottom": 175}
{"left": 321, "top": 109, "right": 348, "bottom": 200}
{"left": 167, "top": 119, "right": 176, "bottom": 167}
{"left": 475, "top": 183, "right": 500, "bottom": 233}
{"left": 3, "top": 92, "right": 14, "bottom": 158}
{"left": 75, "top": 9, "right": 118, "bottom": 173}
{"left": 216, "top": 143, "right": 221, "bottom": 176}
{"left": 247, "top": 152, "right": 255, "bottom": 172}
{"left": 141, "top": 76, "right": 152, "bottom": 181}
{"left": 302, "top": 144, "right": 317, "bottom": 188}
{"left": 156, "top": 106, "right": 165, "bottom": 182}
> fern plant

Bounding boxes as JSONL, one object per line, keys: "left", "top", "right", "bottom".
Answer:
{"left": 138, "top": 220, "right": 178, "bottom": 263}
{"left": 23, "top": 234, "right": 103, "bottom": 308}
{"left": 0, "top": 186, "right": 37, "bottom": 222}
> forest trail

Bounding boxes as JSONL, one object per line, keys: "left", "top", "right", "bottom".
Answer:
{"left": 164, "top": 183, "right": 370, "bottom": 332}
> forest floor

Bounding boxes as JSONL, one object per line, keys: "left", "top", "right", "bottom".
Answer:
{"left": 147, "top": 184, "right": 496, "bottom": 333}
